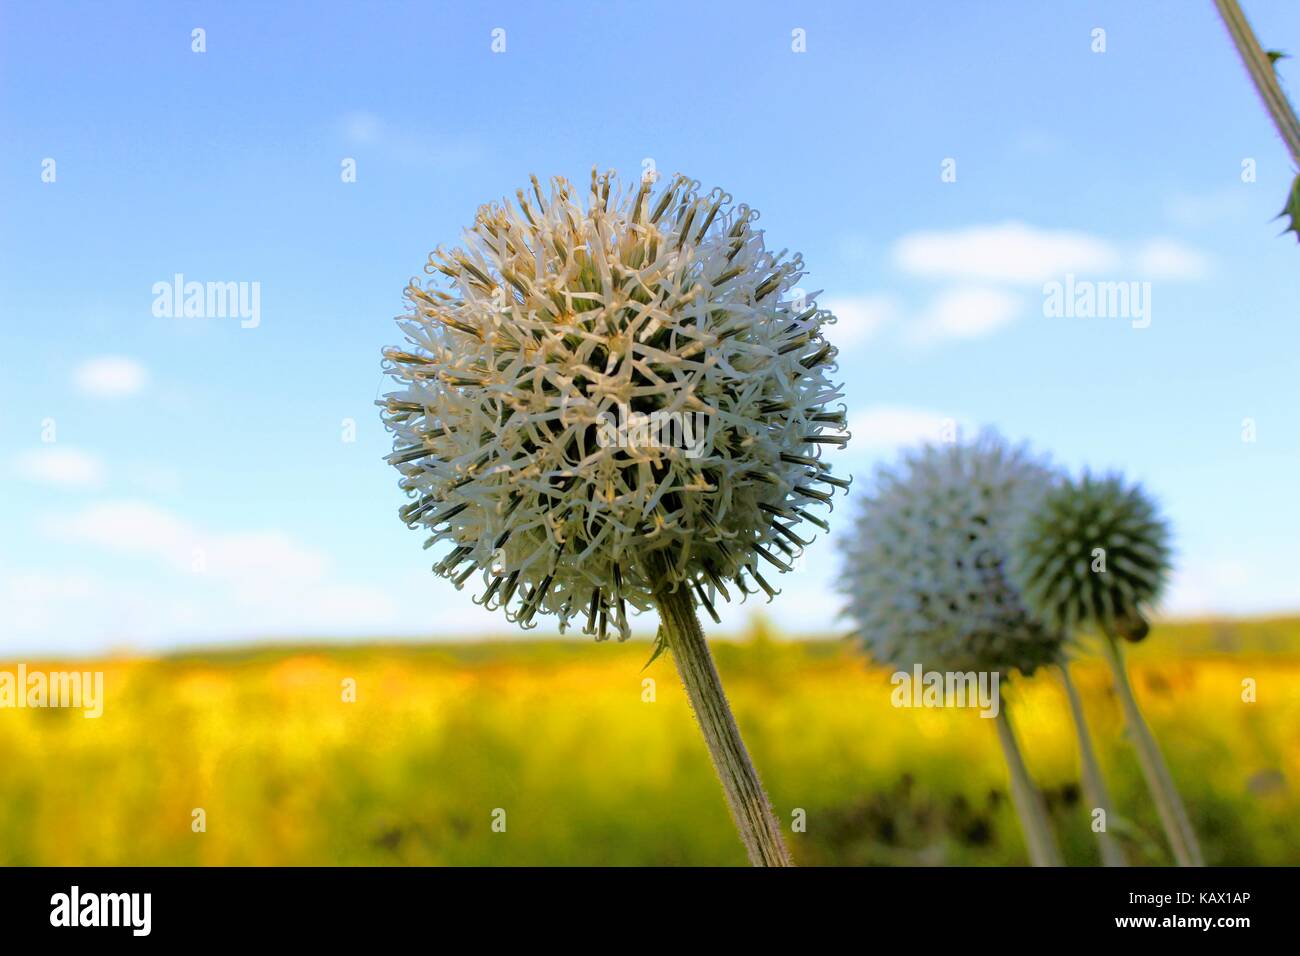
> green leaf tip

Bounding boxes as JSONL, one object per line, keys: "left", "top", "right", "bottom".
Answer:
{"left": 642, "top": 625, "right": 670, "bottom": 671}
{"left": 1277, "top": 172, "right": 1300, "bottom": 241}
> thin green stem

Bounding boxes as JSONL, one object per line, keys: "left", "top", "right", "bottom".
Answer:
{"left": 1214, "top": 0, "right": 1300, "bottom": 164}
{"left": 1059, "top": 660, "right": 1127, "bottom": 867}
{"left": 647, "top": 552, "right": 793, "bottom": 867}
{"left": 994, "top": 704, "right": 1064, "bottom": 867}
{"left": 1100, "top": 632, "right": 1204, "bottom": 866}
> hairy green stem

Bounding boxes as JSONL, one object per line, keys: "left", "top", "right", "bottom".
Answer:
{"left": 1100, "top": 633, "right": 1204, "bottom": 866}
{"left": 648, "top": 553, "right": 793, "bottom": 866}
{"left": 994, "top": 705, "right": 1064, "bottom": 867}
{"left": 1059, "top": 660, "right": 1127, "bottom": 866}
{"left": 1214, "top": 0, "right": 1300, "bottom": 163}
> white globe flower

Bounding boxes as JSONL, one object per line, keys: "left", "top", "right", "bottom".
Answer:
{"left": 381, "top": 170, "right": 849, "bottom": 640}
{"left": 838, "top": 431, "right": 1064, "bottom": 677}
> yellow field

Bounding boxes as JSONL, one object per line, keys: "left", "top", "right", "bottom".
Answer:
{"left": 1, "top": 618, "right": 1297, "bottom": 865}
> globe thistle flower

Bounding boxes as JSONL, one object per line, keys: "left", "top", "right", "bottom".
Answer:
{"left": 838, "top": 431, "right": 1066, "bottom": 865}
{"left": 381, "top": 170, "right": 848, "bottom": 642}
{"left": 1010, "top": 472, "right": 1201, "bottom": 866}
{"left": 380, "top": 170, "right": 850, "bottom": 866}
{"left": 838, "top": 431, "right": 1064, "bottom": 677}
{"left": 1008, "top": 472, "right": 1171, "bottom": 643}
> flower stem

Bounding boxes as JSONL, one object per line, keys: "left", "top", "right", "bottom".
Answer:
{"left": 993, "top": 704, "right": 1064, "bottom": 867}
{"left": 1099, "top": 632, "right": 1204, "bottom": 866}
{"left": 1214, "top": 0, "right": 1300, "bottom": 164}
{"left": 648, "top": 554, "right": 793, "bottom": 867}
{"left": 1059, "top": 660, "right": 1127, "bottom": 867}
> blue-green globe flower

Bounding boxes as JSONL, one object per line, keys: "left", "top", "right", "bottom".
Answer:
{"left": 838, "top": 432, "right": 1064, "bottom": 676}
{"left": 1008, "top": 472, "right": 1171, "bottom": 642}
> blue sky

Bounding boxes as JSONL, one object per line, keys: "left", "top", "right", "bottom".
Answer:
{"left": 2, "top": 0, "right": 1298, "bottom": 653}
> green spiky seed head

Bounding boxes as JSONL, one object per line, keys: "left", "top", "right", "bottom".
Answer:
{"left": 837, "top": 431, "right": 1065, "bottom": 677}
{"left": 1008, "top": 472, "right": 1171, "bottom": 642}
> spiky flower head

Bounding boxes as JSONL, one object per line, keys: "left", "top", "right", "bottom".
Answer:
{"left": 838, "top": 432, "right": 1064, "bottom": 676}
{"left": 1008, "top": 472, "right": 1171, "bottom": 642}
{"left": 380, "top": 170, "right": 849, "bottom": 640}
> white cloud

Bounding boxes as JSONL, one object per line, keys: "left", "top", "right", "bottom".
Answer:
{"left": 26, "top": 501, "right": 399, "bottom": 647}
{"left": 336, "top": 112, "right": 480, "bottom": 168}
{"left": 1009, "top": 130, "right": 1060, "bottom": 157}
{"left": 314, "top": 583, "right": 397, "bottom": 621}
{"left": 204, "top": 531, "right": 329, "bottom": 588}
{"left": 1163, "top": 560, "right": 1256, "bottom": 616}
{"left": 893, "top": 222, "right": 1119, "bottom": 284}
{"left": 340, "top": 111, "right": 383, "bottom": 145}
{"left": 1133, "top": 238, "right": 1211, "bottom": 280}
{"left": 1164, "top": 188, "right": 1249, "bottom": 228}
{"left": 43, "top": 501, "right": 327, "bottom": 586}
{"left": 822, "top": 294, "right": 898, "bottom": 348}
{"left": 871, "top": 223, "right": 1209, "bottom": 349}
{"left": 48, "top": 500, "right": 190, "bottom": 560}
{"left": 125, "top": 463, "right": 183, "bottom": 495}
{"left": 0, "top": 567, "right": 214, "bottom": 653}
{"left": 891, "top": 222, "right": 1211, "bottom": 287}
{"left": 13, "top": 447, "right": 105, "bottom": 487}
{"left": 837, "top": 234, "right": 874, "bottom": 263}
{"left": 1, "top": 571, "right": 119, "bottom": 645}
{"left": 907, "top": 286, "right": 1022, "bottom": 345}
{"left": 73, "top": 356, "right": 148, "bottom": 397}
{"left": 217, "top": 576, "right": 396, "bottom": 633}
{"left": 0, "top": 566, "right": 398, "bottom": 652}
{"left": 848, "top": 405, "right": 960, "bottom": 451}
